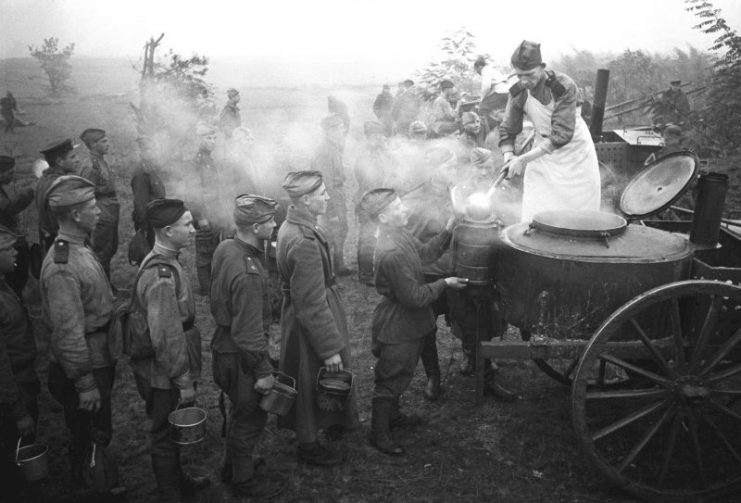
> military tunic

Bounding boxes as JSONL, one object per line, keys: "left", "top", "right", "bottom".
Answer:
{"left": 276, "top": 205, "right": 359, "bottom": 442}
{"left": 372, "top": 225, "right": 450, "bottom": 399}
{"left": 210, "top": 238, "right": 272, "bottom": 488}
{"left": 0, "top": 181, "right": 34, "bottom": 295}
{"left": 80, "top": 153, "right": 119, "bottom": 277}
{"left": 40, "top": 230, "right": 116, "bottom": 482}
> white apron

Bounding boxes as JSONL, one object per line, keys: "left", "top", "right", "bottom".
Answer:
{"left": 520, "top": 90, "right": 601, "bottom": 222}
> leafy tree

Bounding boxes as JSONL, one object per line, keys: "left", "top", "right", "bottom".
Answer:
{"left": 28, "top": 37, "right": 75, "bottom": 96}
{"left": 416, "top": 27, "right": 488, "bottom": 94}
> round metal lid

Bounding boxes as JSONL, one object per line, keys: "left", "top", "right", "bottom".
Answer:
{"left": 619, "top": 150, "right": 698, "bottom": 219}
{"left": 531, "top": 210, "right": 627, "bottom": 238}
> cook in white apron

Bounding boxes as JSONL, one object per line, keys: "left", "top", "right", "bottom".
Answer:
{"left": 514, "top": 92, "right": 601, "bottom": 222}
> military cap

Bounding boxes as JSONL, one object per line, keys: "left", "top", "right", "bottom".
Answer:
{"left": 196, "top": 122, "right": 216, "bottom": 136}
{"left": 234, "top": 194, "right": 278, "bottom": 225}
{"left": 0, "top": 155, "right": 15, "bottom": 172}
{"left": 403, "top": 79, "right": 414, "bottom": 87}
{"left": 320, "top": 113, "right": 345, "bottom": 131}
{"left": 440, "top": 79, "right": 455, "bottom": 90}
{"left": 470, "top": 147, "right": 493, "bottom": 167}
{"left": 363, "top": 121, "right": 386, "bottom": 137}
{"left": 281, "top": 170, "right": 324, "bottom": 198}
{"left": 664, "top": 124, "right": 682, "bottom": 138}
{"left": 45, "top": 175, "right": 96, "bottom": 208}
{"left": 227, "top": 88, "right": 239, "bottom": 97}
{"left": 79, "top": 128, "right": 106, "bottom": 146}
{"left": 0, "top": 225, "right": 18, "bottom": 249}
{"left": 146, "top": 198, "right": 187, "bottom": 229}
{"left": 359, "top": 188, "right": 397, "bottom": 219}
{"left": 409, "top": 121, "right": 427, "bottom": 135}
{"left": 670, "top": 79, "right": 681, "bottom": 86}
{"left": 511, "top": 40, "right": 543, "bottom": 71}
{"left": 474, "top": 56, "right": 487, "bottom": 69}
{"left": 425, "top": 147, "right": 455, "bottom": 167}
{"left": 39, "top": 138, "right": 76, "bottom": 158}
{"left": 462, "top": 111, "right": 480, "bottom": 126}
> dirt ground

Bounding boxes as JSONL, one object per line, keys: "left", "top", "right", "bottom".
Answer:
{"left": 3, "top": 61, "right": 741, "bottom": 503}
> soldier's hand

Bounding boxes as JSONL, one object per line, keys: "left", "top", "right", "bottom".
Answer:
{"left": 78, "top": 387, "right": 101, "bottom": 412}
{"left": 503, "top": 151, "right": 515, "bottom": 164}
{"left": 15, "top": 414, "right": 35, "bottom": 438}
{"left": 324, "top": 354, "right": 343, "bottom": 373}
{"left": 254, "top": 374, "right": 275, "bottom": 395}
{"left": 445, "top": 277, "right": 469, "bottom": 290}
{"left": 179, "top": 386, "right": 196, "bottom": 405}
{"left": 506, "top": 156, "right": 526, "bottom": 179}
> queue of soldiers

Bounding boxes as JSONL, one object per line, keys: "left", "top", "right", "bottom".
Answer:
{"left": 1, "top": 39, "right": 619, "bottom": 502}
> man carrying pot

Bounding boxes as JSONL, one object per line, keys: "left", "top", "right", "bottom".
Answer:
{"left": 210, "top": 194, "right": 284, "bottom": 500}
{"left": 0, "top": 225, "right": 39, "bottom": 499}
{"left": 499, "top": 40, "right": 600, "bottom": 223}
{"left": 129, "top": 198, "right": 208, "bottom": 503}
{"left": 276, "top": 170, "right": 360, "bottom": 466}
{"left": 361, "top": 188, "right": 468, "bottom": 456}
{"left": 39, "top": 176, "right": 124, "bottom": 497}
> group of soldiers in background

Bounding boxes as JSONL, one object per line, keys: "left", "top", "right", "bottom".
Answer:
{"left": 1, "top": 39, "right": 624, "bottom": 500}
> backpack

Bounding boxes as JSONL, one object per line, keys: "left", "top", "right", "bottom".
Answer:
{"left": 118, "top": 255, "right": 180, "bottom": 359}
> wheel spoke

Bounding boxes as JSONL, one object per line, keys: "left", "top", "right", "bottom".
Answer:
{"left": 586, "top": 388, "right": 669, "bottom": 400}
{"left": 706, "top": 399, "right": 741, "bottom": 423}
{"left": 592, "top": 399, "right": 667, "bottom": 441}
{"left": 688, "top": 414, "right": 708, "bottom": 489}
{"left": 706, "top": 363, "right": 741, "bottom": 384}
{"left": 563, "top": 358, "right": 579, "bottom": 380}
{"left": 630, "top": 318, "right": 678, "bottom": 378}
{"left": 657, "top": 415, "right": 681, "bottom": 488}
{"left": 599, "top": 353, "right": 674, "bottom": 388}
{"left": 689, "top": 295, "right": 723, "bottom": 372}
{"left": 702, "top": 414, "right": 741, "bottom": 466}
{"left": 699, "top": 328, "right": 741, "bottom": 377}
{"left": 669, "top": 298, "right": 687, "bottom": 372}
{"left": 617, "top": 406, "right": 674, "bottom": 473}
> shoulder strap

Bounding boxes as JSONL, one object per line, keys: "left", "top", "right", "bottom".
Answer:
{"left": 130, "top": 254, "right": 181, "bottom": 311}
{"left": 53, "top": 240, "right": 69, "bottom": 264}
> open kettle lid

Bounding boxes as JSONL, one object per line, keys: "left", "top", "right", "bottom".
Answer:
{"left": 619, "top": 150, "right": 698, "bottom": 219}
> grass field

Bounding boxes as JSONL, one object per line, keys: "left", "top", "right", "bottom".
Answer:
{"left": 3, "top": 57, "right": 741, "bottom": 503}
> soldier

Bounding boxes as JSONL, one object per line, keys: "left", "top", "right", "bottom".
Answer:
{"left": 211, "top": 194, "right": 284, "bottom": 500}
{"left": 277, "top": 170, "right": 359, "bottom": 466}
{"left": 0, "top": 225, "right": 40, "bottom": 499}
{"left": 456, "top": 111, "right": 486, "bottom": 162}
{"left": 130, "top": 198, "right": 208, "bottom": 503}
{"left": 0, "top": 155, "right": 35, "bottom": 296}
{"left": 655, "top": 80, "right": 691, "bottom": 126}
{"left": 361, "top": 188, "right": 467, "bottom": 456}
{"left": 36, "top": 139, "right": 81, "bottom": 252}
{"left": 79, "top": 128, "right": 119, "bottom": 279}
{"left": 354, "top": 121, "right": 400, "bottom": 285}
{"left": 130, "top": 136, "right": 167, "bottom": 261}
{"left": 327, "top": 95, "right": 350, "bottom": 136}
{"left": 218, "top": 88, "right": 241, "bottom": 139}
{"left": 392, "top": 80, "right": 420, "bottom": 137}
{"left": 192, "top": 122, "right": 224, "bottom": 294}
{"left": 40, "top": 175, "right": 124, "bottom": 497}
{"left": 431, "top": 79, "right": 461, "bottom": 138}
{"left": 373, "top": 84, "right": 394, "bottom": 135}
{"left": 310, "top": 114, "right": 352, "bottom": 275}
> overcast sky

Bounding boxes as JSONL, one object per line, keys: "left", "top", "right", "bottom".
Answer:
{"left": 2, "top": 0, "right": 740, "bottom": 85}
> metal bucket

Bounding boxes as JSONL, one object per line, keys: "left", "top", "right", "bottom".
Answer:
{"left": 168, "top": 406, "right": 207, "bottom": 445}
{"left": 14, "top": 440, "right": 49, "bottom": 483}
{"left": 316, "top": 367, "right": 354, "bottom": 412}
{"left": 452, "top": 218, "right": 501, "bottom": 285}
{"left": 259, "top": 371, "right": 297, "bottom": 416}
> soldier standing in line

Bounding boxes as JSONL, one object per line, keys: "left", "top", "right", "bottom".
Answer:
{"left": 276, "top": 170, "right": 359, "bottom": 466}
{"left": 360, "top": 188, "right": 467, "bottom": 456}
{"left": 130, "top": 198, "right": 209, "bottom": 503}
{"left": 40, "top": 176, "right": 124, "bottom": 498}
{"left": 192, "top": 122, "right": 224, "bottom": 294}
{"left": 310, "top": 114, "right": 353, "bottom": 275}
{"left": 79, "top": 129, "right": 120, "bottom": 279}
{"left": 35, "top": 139, "right": 81, "bottom": 252}
{"left": 0, "top": 225, "right": 40, "bottom": 499}
{"left": 0, "top": 155, "right": 35, "bottom": 296}
{"left": 373, "top": 84, "right": 394, "bottom": 135}
{"left": 218, "top": 89, "right": 242, "bottom": 139}
{"left": 210, "top": 194, "right": 284, "bottom": 500}
{"left": 130, "top": 136, "right": 167, "bottom": 262}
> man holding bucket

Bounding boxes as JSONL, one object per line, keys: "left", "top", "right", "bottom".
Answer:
{"left": 210, "top": 194, "right": 284, "bottom": 500}
{"left": 130, "top": 198, "right": 208, "bottom": 503}
{"left": 277, "top": 170, "right": 360, "bottom": 466}
{"left": 360, "top": 188, "right": 468, "bottom": 456}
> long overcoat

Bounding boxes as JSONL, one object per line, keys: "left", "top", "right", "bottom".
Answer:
{"left": 276, "top": 205, "right": 359, "bottom": 440}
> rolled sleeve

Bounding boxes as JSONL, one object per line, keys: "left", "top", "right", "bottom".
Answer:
{"left": 498, "top": 94, "right": 525, "bottom": 152}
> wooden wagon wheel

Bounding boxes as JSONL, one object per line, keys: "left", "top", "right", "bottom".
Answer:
{"left": 572, "top": 280, "right": 741, "bottom": 500}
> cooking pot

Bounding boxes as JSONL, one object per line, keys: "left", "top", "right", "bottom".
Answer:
{"left": 168, "top": 405, "right": 207, "bottom": 445}
{"left": 13, "top": 439, "right": 49, "bottom": 483}
{"left": 316, "top": 367, "right": 354, "bottom": 412}
{"left": 259, "top": 371, "right": 297, "bottom": 416}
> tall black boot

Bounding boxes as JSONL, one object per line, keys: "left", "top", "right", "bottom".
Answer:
{"left": 420, "top": 331, "right": 441, "bottom": 400}
{"left": 369, "top": 398, "right": 404, "bottom": 456}
{"left": 151, "top": 455, "right": 182, "bottom": 503}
